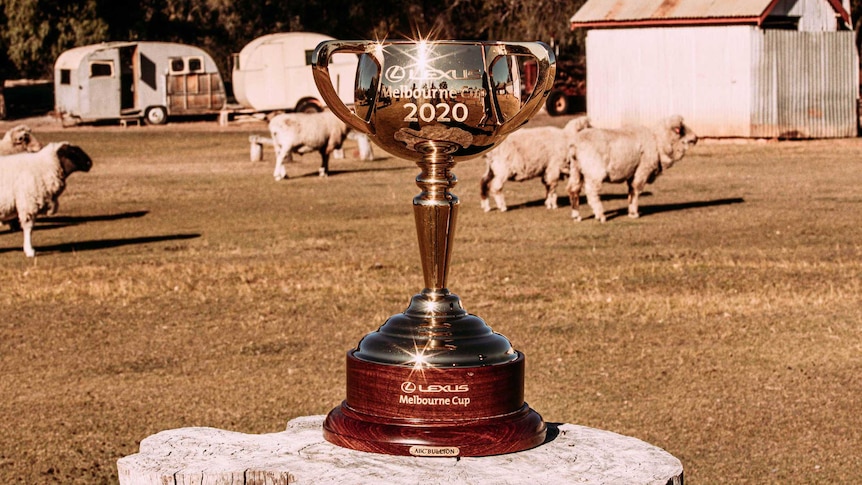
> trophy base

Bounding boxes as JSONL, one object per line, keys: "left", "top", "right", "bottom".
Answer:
{"left": 323, "top": 403, "right": 546, "bottom": 457}
{"left": 323, "top": 351, "right": 547, "bottom": 457}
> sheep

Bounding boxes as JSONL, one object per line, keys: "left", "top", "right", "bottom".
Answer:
{"left": 480, "top": 115, "right": 590, "bottom": 212}
{"left": 0, "top": 142, "right": 93, "bottom": 257}
{"left": 566, "top": 115, "right": 698, "bottom": 223}
{"left": 0, "top": 124, "right": 42, "bottom": 155}
{"left": 269, "top": 110, "right": 351, "bottom": 181}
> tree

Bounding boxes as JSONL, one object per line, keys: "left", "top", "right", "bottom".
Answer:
{"left": 0, "top": 0, "right": 107, "bottom": 118}
{"left": 1, "top": 0, "right": 107, "bottom": 78}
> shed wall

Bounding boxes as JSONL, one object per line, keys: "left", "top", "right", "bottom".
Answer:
{"left": 585, "top": 26, "right": 755, "bottom": 137}
{"left": 751, "top": 30, "right": 857, "bottom": 138}
{"left": 584, "top": 27, "right": 858, "bottom": 138}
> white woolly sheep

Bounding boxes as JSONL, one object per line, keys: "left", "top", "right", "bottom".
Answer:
{"left": 0, "top": 142, "right": 93, "bottom": 257}
{"left": 480, "top": 115, "right": 590, "bottom": 212}
{"left": 269, "top": 110, "right": 351, "bottom": 181}
{"left": 0, "top": 124, "right": 42, "bottom": 155}
{"left": 566, "top": 115, "right": 698, "bottom": 223}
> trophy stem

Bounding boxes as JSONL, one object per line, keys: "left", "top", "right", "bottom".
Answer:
{"left": 413, "top": 142, "right": 459, "bottom": 294}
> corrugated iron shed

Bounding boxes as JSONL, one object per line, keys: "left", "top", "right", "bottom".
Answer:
{"left": 570, "top": 0, "right": 849, "bottom": 28}
{"left": 569, "top": 0, "right": 858, "bottom": 138}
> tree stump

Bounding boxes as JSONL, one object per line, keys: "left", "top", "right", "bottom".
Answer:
{"left": 117, "top": 415, "right": 683, "bottom": 484}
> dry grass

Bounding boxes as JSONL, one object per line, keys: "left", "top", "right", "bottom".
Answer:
{"left": 1, "top": 118, "right": 861, "bottom": 483}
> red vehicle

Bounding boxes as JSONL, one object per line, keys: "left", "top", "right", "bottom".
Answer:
{"left": 545, "top": 57, "right": 586, "bottom": 116}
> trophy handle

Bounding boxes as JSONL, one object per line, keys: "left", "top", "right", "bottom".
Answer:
{"left": 493, "top": 42, "right": 557, "bottom": 137}
{"left": 312, "top": 41, "right": 374, "bottom": 135}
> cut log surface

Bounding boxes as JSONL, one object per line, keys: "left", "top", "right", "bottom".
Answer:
{"left": 117, "top": 415, "right": 683, "bottom": 485}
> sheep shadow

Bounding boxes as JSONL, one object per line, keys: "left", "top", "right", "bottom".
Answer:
{"left": 289, "top": 164, "right": 408, "bottom": 179}
{"left": 506, "top": 193, "right": 634, "bottom": 212}
{"left": 607, "top": 197, "right": 745, "bottom": 220}
{"left": 1, "top": 210, "right": 150, "bottom": 235}
{"left": 0, "top": 233, "right": 201, "bottom": 255}
{"left": 506, "top": 195, "right": 744, "bottom": 220}
{"left": 37, "top": 210, "right": 150, "bottom": 226}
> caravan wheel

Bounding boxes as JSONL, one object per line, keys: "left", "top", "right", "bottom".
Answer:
{"left": 545, "top": 91, "right": 570, "bottom": 117}
{"left": 295, "top": 99, "right": 323, "bottom": 114}
{"left": 145, "top": 106, "right": 168, "bottom": 125}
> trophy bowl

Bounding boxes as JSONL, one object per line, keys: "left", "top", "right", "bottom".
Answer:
{"left": 312, "top": 39, "right": 556, "bottom": 457}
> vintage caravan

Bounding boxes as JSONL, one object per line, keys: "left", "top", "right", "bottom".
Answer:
{"left": 54, "top": 41, "right": 226, "bottom": 125}
{"left": 231, "top": 32, "right": 357, "bottom": 113}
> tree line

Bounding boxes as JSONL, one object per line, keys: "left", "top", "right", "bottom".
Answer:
{"left": 1, "top": 0, "right": 860, "bottom": 119}
{"left": 0, "top": 0, "right": 588, "bottom": 118}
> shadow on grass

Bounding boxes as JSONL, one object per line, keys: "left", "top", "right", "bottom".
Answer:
{"left": 1, "top": 211, "right": 150, "bottom": 234}
{"left": 615, "top": 197, "right": 746, "bottom": 220}
{"left": 636, "top": 197, "right": 745, "bottom": 217}
{"left": 508, "top": 195, "right": 745, "bottom": 220}
{"left": 506, "top": 193, "right": 636, "bottom": 212}
{"left": 0, "top": 233, "right": 200, "bottom": 255}
{"left": 288, "top": 162, "right": 409, "bottom": 179}
{"left": 37, "top": 210, "right": 149, "bottom": 225}
{"left": 0, "top": 210, "right": 198, "bottom": 255}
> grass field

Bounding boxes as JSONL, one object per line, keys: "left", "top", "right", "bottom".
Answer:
{"left": 1, "top": 118, "right": 861, "bottom": 483}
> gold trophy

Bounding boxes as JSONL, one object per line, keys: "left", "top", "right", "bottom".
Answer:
{"left": 312, "top": 39, "right": 556, "bottom": 457}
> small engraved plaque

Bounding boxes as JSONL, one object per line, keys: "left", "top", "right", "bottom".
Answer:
{"left": 409, "top": 446, "right": 461, "bottom": 457}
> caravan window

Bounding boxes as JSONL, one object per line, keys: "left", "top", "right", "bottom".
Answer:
{"left": 140, "top": 54, "right": 157, "bottom": 89}
{"left": 90, "top": 61, "right": 113, "bottom": 78}
{"left": 168, "top": 56, "right": 204, "bottom": 74}
{"left": 187, "top": 57, "right": 203, "bottom": 72}
{"left": 60, "top": 69, "right": 71, "bottom": 85}
{"left": 169, "top": 58, "right": 185, "bottom": 74}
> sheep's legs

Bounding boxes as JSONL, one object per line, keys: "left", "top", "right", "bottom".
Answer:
{"left": 627, "top": 180, "right": 641, "bottom": 218}
{"left": 567, "top": 173, "right": 584, "bottom": 221}
{"left": 319, "top": 149, "right": 330, "bottom": 177}
{"left": 487, "top": 175, "right": 508, "bottom": 212}
{"left": 542, "top": 175, "right": 559, "bottom": 209}
{"left": 543, "top": 188, "right": 558, "bottom": 209}
{"left": 479, "top": 168, "right": 493, "bottom": 212}
{"left": 46, "top": 197, "right": 59, "bottom": 215}
{"left": 272, "top": 145, "right": 290, "bottom": 181}
{"left": 479, "top": 178, "right": 507, "bottom": 212}
{"left": 583, "top": 178, "right": 606, "bottom": 223}
{"left": 20, "top": 218, "right": 34, "bottom": 257}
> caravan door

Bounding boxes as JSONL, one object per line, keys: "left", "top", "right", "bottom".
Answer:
{"left": 83, "top": 50, "right": 121, "bottom": 119}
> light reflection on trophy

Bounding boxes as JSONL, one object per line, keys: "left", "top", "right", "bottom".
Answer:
{"left": 312, "top": 39, "right": 556, "bottom": 457}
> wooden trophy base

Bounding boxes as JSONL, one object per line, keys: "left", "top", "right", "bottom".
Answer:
{"left": 322, "top": 350, "right": 547, "bottom": 457}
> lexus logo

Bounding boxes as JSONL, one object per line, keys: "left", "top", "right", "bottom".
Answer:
{"left": 400, "top": 381, "right": 470, "bottom": 393}
{"left": 385, "top": 66, "right": 406, "bottom": 83}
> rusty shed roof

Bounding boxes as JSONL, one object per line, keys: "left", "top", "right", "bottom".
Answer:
{"left": 570, "top": 0, "right": 850, "bottom": 29}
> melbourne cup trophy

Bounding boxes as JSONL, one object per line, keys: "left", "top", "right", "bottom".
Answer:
{"left": 312, "top": 39, "right": 556, "bottom": 457}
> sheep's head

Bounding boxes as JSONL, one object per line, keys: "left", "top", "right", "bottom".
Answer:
{"left": 7, "top": 124, "right": 42, "bottom": 152}
{"left": 658, "top": 115, "right": 698, "bottom": 169}
{"left": 563, "top": 115, "right": 591, "bottom": 138}
{"left": 54, "top": 142, "right": 93, "bottom": 176}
